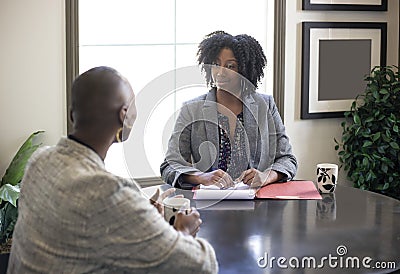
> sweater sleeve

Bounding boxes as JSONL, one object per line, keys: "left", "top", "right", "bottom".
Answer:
{"left": 88, "top": 175, "right": 218, "bottom": 273}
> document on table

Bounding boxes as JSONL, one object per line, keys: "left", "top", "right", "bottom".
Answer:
{"left": 255, "top": 181, "right": 322, "bottom": 200}
{"left": 193, "top": 181, "right": 322, "bottom": 200}
{"left": 194, "top": 182, "right": 256, "bottom": 200}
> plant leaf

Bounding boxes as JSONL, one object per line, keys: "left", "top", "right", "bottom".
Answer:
{"left": 354, "top": 114, "right": 361, "bottom": 125}
{"left": 372, "top": 132, "right": 381, "bottom": 142}
{"left": 1, "top": 131, "right": 44, "bottom": 187}
{"left": 0, "top": 184, "right": 20, "bottom": 207}
{"left": 389, "top": 142, "right": 399, "bottom": 149}
{"left": 363, "top": 141, "right": 373, "bottom": 148}
{"left": 0, "top": 203, "right": 18, "bottom": 244}
{"left": 379, "top": 89, "right": 389, "bottom": 94}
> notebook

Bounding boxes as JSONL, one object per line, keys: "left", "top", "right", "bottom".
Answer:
{"left": 193, "top": 180, "right": 322, "bottom": 200}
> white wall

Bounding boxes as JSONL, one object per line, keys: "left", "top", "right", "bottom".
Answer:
{"left": 285, "top": 0, "right": 399, "bottom": 185}
{"left": 0, "top": 0, "right": 66, "bottom": 176}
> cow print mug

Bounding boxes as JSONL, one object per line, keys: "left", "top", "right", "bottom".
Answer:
{"left": 163, "top": 197, "right": 190, "bottom": 225}
{"left": 316, "top": 163, "right": 339, "bottom": 193}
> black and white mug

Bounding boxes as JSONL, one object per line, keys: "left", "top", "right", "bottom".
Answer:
{"left": 316, "top": 163, "right": 338, "bottom": 193}
{"left": 163, "top": 197, "right": 190, "bottom": 225}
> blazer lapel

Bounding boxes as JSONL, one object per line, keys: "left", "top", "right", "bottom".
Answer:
{"left": 202, "top": 90, "right": 219, "bottom": 169}
{"left": 243, "top": 93, "right": 259, "bottom": 168}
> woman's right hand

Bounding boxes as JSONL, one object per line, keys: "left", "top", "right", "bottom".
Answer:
{"left": 184, "top": 169, "right": 234, "bottom": 188}
{"left": 173, "top": 208, "right": 202, "bottom": 237}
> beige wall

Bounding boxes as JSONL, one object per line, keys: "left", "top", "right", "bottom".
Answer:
{"left": 0, "top": 0, "right": 66, "bottom": 176}
{"left": 285, "top": 0, "right": 399, "bottom": 184}
{"left": 0, "top": 0, "right": 398, "bottom": 183}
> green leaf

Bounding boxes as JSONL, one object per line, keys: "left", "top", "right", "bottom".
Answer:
{"left": 377, "top": 146, "right": 385, "bottom": 154}
{"left": 376, "top": 184, "right": 384, "bottom": 190}
{"left": 335, "top": 145, "right": 339, "bottom": 150}
{"left": 362, "top": 157, "right": 369, "bottom": 167}
{"left": 383, "top": 182, "right": 390, "bottom": 190}
{"left": 372, "top": 132, "right": 381, "bottom": 142}
{"left": 364, "top": 117, "right": 374, "bottom": 123}
{"left": 394, "top": 125, "right": 399, "bottom": 133}
{"left": 0, "top": 184, "right": 20, "bottom": 207}
{"left": 389, "top": 142, "right": 399, "bottom": 149}
{"left": 373, "top": 90, "right": 379, "bottom": 99}
{"left": 379, "top": 89, "right": 389, "bottom": 94}
{"left": 382, "top": 133, "right": 391, "bottom": 142}
{"left": 1, "top": 131, "right": 44, "bottom": 187}
{"left": 0, "top": 203, "right": 18, "bottom": 244}
{"left": 366, "top": 170, "right": 372, "bottom": 182}
{"left": 363, "top": 141, "right": 373, "bottom": 148}
{"left": 354, "top": 114, "right": 361, "bottom": 125}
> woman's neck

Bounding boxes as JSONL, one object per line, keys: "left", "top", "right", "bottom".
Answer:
{"left": 216, "top": 88, "right": 243, "bottom": 116}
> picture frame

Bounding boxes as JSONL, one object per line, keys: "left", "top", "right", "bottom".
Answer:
{"left": 301, "top": 22, "right": 387, "bottom": 119}
{"left": 302, "top": 0, "right": 387, "bottom": 11}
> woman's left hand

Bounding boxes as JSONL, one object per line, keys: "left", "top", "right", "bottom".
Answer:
{"left": 237, "top": 169, "right": 282, "bottom": 188}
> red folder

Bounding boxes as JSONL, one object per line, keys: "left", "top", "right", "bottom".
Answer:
{"left": 256, "top": 180, "right": 322, "bottom": 200}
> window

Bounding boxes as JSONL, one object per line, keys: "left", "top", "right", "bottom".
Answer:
{"left": 66, "top": 0, "right": 285, "bottom": 178}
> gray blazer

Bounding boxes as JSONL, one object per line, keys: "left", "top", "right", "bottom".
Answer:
{"left": 160, "top": 90, "right": 297, "bottom": 187}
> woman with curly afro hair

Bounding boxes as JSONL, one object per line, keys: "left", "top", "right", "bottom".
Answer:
{"left": 161, "top": 31, "right": 297, "bottom": 189}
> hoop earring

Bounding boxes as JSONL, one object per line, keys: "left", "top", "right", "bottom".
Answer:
{"left": 116, "top": 127, "right": 123, "bottom": 143}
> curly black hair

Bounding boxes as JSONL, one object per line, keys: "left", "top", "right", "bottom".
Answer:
{"left": 197, "top": 31, "right": 267, "bottom": 91}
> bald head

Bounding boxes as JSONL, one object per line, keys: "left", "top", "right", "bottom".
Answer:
{"left": 71, "top": 66, "right": 133, "bottom": 132}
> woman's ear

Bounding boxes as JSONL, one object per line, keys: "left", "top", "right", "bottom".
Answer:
{"left": 118, "top": 105, "right": 128, "bottom": 125}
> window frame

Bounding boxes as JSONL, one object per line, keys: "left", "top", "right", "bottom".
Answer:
{"left": 65, "top": 0, "right": 286, "bottom": 133}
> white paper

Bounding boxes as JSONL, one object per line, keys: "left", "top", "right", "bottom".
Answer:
{"left": 199, "top": 181, "right": 250, "bottom": 190}
{"left": 195, "top": 182, "right": 255, "bottom": 200}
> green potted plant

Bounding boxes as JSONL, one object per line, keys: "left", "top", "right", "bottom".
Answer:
{"left": 335, "top": 66, "right": 400, "bottom": 200}
{"left": 0, "top": 131, "right": 44, "bottom": 271}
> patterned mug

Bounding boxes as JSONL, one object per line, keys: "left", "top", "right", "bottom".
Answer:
{"left": 316, "top": 163, "right": 338, "bottom": 193}
{"left": 163, "top": 197, "right": 190, "bottom": 225}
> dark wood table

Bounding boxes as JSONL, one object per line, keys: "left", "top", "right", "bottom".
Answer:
{"left": 160, "top": 184, "right": 400, "bottom": 274}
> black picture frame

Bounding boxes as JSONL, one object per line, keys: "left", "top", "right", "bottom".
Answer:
{"left": 301, "top": 22, "right": 387, "bottom": 119}
{"left": 302, "top": 0, "right": 387, "bottom": 11}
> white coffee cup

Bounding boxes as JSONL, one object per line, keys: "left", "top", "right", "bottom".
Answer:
{"left": 316, "top": 163, "right": 338, "bottom": 193}
{"left": 163, "top": 197, "right": 190, "bottom": 225}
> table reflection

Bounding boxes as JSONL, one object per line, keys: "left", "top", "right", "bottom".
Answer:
{"left": 193, "top": 186, "right": 400, "bottom": 274}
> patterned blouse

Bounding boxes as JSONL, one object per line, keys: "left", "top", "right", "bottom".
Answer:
{"left": 217, "top": 112, "right": 249, "bottom": 179}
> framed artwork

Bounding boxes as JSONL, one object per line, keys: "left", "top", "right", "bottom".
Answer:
{"left": 301, "top": 22, "right": 387, "bottom": 119}
{"left": 302, "top": 0, "right": 387, "bottom": 11}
